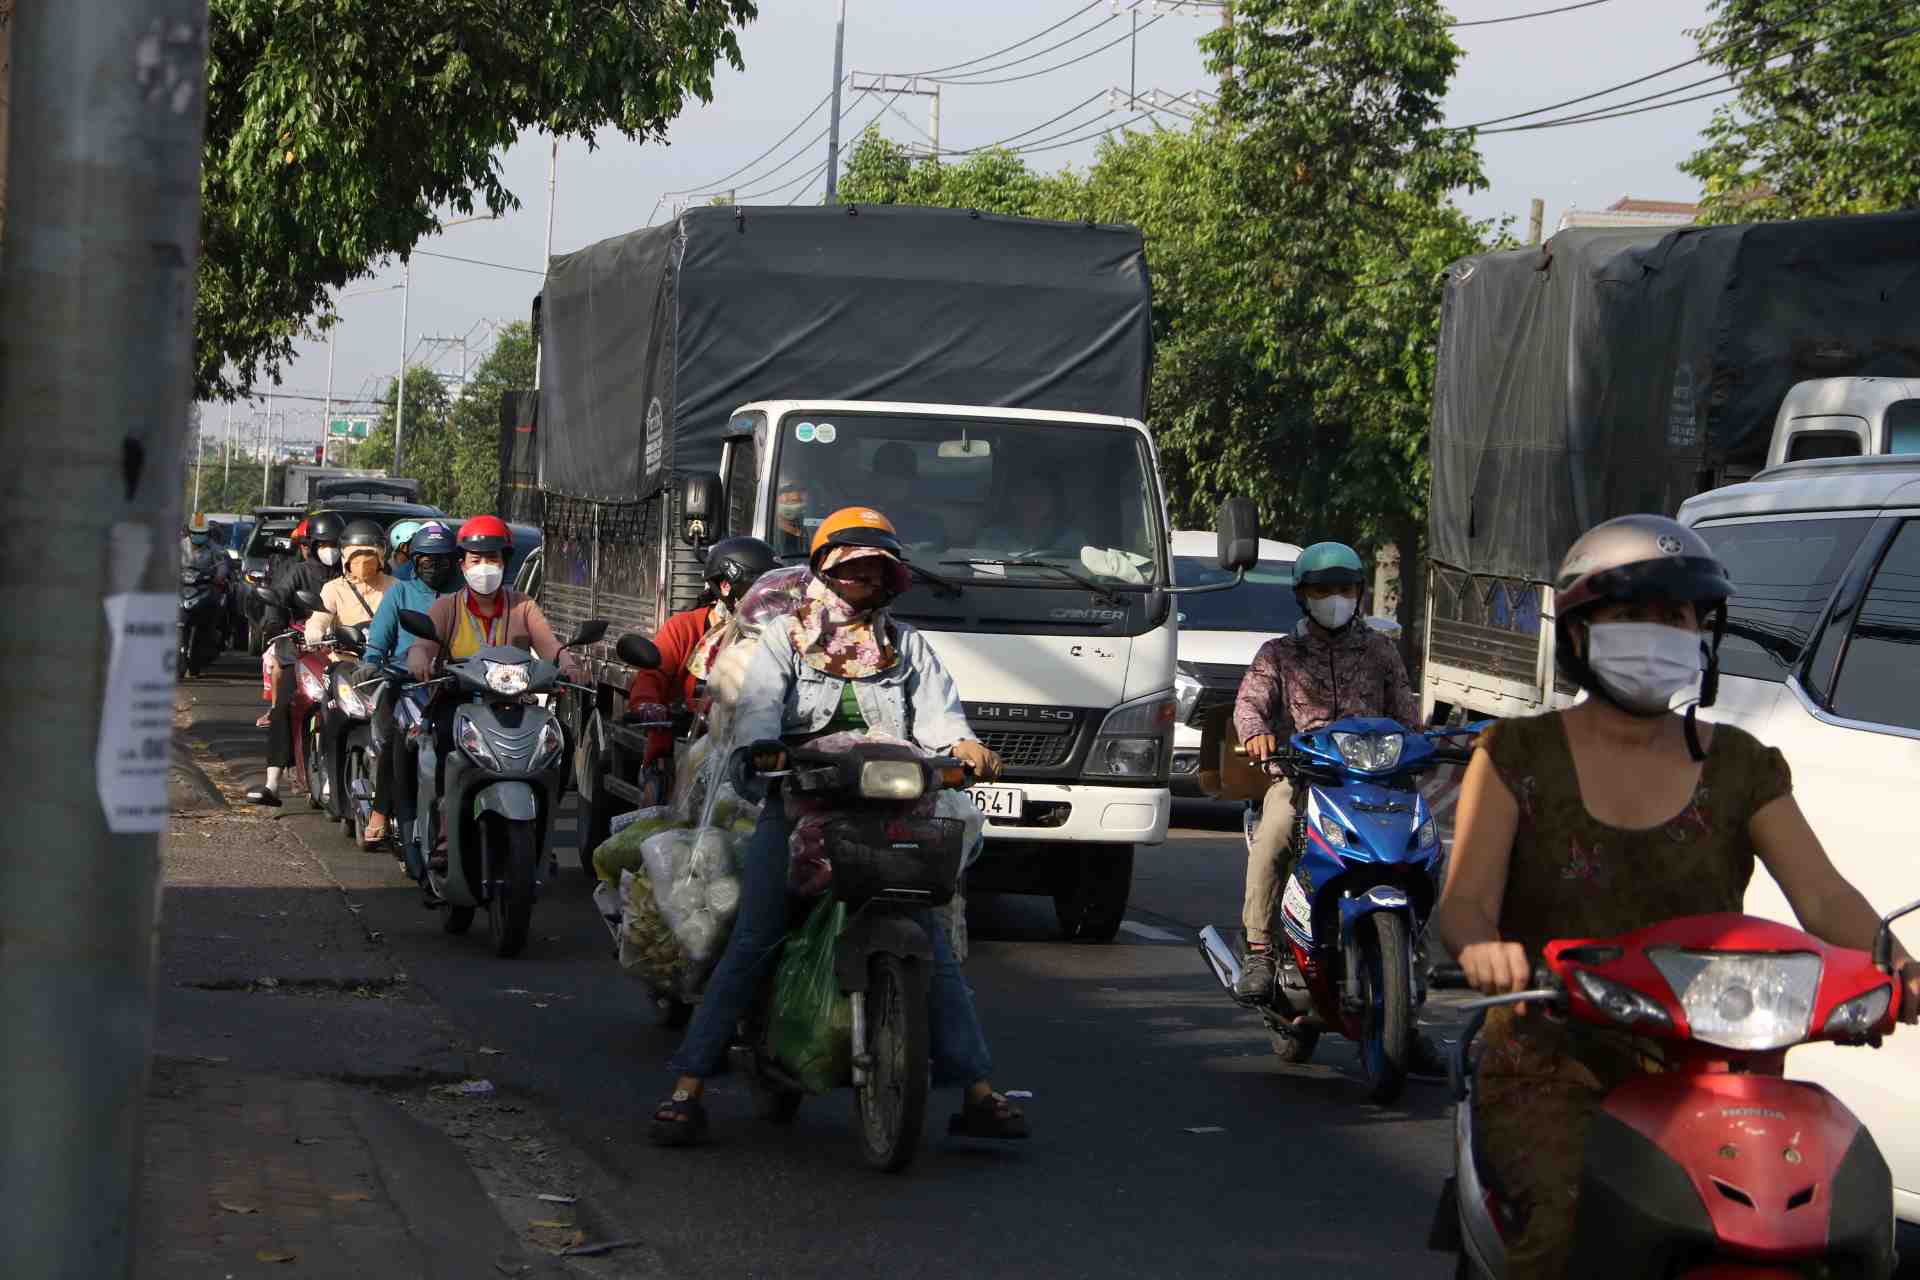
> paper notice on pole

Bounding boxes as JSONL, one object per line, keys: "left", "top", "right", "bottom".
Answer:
{"left": 96, "top": 593, "right": 178, "bottom": 832}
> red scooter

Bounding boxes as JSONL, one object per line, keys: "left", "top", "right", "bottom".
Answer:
{"left": 260, "top": 589, "right": 332, "bottom": 805}
{"left": 1431, "top": 904, "right": 1917, "bottom": 1278}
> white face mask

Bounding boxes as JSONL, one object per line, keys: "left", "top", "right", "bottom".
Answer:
{"left": 317, "top": 546, "right": 339, "bottom": 567}
{"left": 464, "top": 562, "right": 504, "bottom": 596}
{"left": 1585, "top": 621, "right": 1703, "bottom": 714}
{"left": 1306, "top": 594, "right": 1357, "bottom": 631}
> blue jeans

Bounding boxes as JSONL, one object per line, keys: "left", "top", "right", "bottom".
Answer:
{"left": 668, "top": 802, "right": 994, "bottom": 1088}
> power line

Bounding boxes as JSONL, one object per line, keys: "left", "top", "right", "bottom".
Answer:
{"left": 1450, "top": 0, "right": 1617, "bottom": 27}
{"left": 937, "top": 89, "right": 1111, "bottom": 155}
{"left": 1007, "top": 106, "right": 1160, "bottom": 155}
{"left": 781, "top": 85, "right": 914, "bottom": 205}
{"left": 905, "top": 0, "right": 1107, "bottom": 77}
{"left": 655, "top": 78, "right": 848, "bottom": 205}
{"left": 411, "top": 248, "right": 545, "bottom": 277}
{"left": 931, "top": 13, "right": 1167, "bottom": 86}
{"left": 920, "top": 10, "right": 1122, "bottom": 83}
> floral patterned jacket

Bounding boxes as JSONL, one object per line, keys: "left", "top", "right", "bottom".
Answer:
{"left": 1232, "top": 619, "right": 1420, "bottom": 746}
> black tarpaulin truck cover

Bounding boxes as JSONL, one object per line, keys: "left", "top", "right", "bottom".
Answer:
{"left": 1430, "top": 209, "right": 1920, "bottom": 582}
{"left": 536, "top": 204, "right": 1154, "bottom": 502}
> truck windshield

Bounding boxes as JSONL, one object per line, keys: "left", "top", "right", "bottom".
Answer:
{"left": 770, "top": 411, "right": 1165, "bottom": 585}
{"left": 1173, "top": 557, "right": 1302, "bottom": 632}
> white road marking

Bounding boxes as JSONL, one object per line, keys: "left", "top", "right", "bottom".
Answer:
{"left": 1119, "top": 920, "right": 1188, "bottom": 943}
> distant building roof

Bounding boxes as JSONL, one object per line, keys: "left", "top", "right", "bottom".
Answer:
{"left": 1555, "top": 196, "right": 1700, "bottom": 232}
{"left": 1607, "top": 197, "right": 1700, "bottom": 215}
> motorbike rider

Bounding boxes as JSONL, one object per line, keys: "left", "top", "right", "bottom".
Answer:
{"left": 624, "top": 535, "right": 777, "bottom": 765}
{"left": 385, "top": 519, "right": 425, "bottom": 581}
{"left": 359, "top": 522, "right": 456, "bottom": 848}
{"left": 649, "top": 507, "right": 1025, "bottom": 1148}
{"left": 248, "top": 512, "right": 344, "bottom": 805}
{"left": 305, "top": 519, "right": 394, "bottom": 644}
{"left": 183, "top": 518, "right": 230, "bottom": 583}
{"left": 1231, "top": 541, "right": 1420, "bottom": 1001}
{"left": 1433, "top": 515, "right": 1920, "bottom": 1280}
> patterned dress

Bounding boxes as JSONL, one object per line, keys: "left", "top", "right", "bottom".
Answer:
{"left": 1472, "top": 712, "right": 1792, "bottom": 1279}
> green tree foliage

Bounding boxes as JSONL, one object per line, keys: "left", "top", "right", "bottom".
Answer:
{"left": 199, "top": 0, "right": 756, "bottom": 401}
{"left": 1682, "top": 0, "right": 1920, "bottom": 220}
{"left": 351, "top": 320, "right": 534, "bottom": 517}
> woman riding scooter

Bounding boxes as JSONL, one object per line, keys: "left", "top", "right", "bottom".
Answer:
{"left": 649, "top": 507, "right": 1027, "bottom": 1148}
{"left": 249, "top": 512, "right": 343, "bottom": 805}
{"left": 359, "top": 521, "right": 456, "bottom": 848}
{"left": 1433, "top": 514, "right": 1920, "bottom": 1279}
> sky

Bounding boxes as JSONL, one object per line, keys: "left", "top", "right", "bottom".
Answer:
{"left": 208, "top": 0, "right": 1721, "bottom": 456}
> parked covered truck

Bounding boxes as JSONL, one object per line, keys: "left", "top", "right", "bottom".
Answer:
{"left": 530, "top": 204, "right": 1253, "bottom": 942}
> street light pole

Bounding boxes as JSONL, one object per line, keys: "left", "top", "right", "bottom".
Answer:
{"left": 263, "top": 388, "right": 274, "bottom": 504}
{"left": 0, "top": 1, "right": 211, "bottom": 1274}
{"left": 324, "top": 322, "right": 336, "bottom": 466}
{"left": 535, "top": 138, "right": 557, "bottom": 389}
{"left": 224, "top": 400, "right": 233, "bottom": 492}
{"left": 395, "top": 259, "right": 411, "bottom": 475}
{"left": 825, "top": 0, "right": 847, "bottom": 203}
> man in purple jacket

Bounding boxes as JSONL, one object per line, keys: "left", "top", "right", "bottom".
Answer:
{"left": 1231, "top": 541, "right": 1419, "bottom": 1003}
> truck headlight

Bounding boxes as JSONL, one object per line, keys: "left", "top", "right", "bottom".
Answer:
{"left": 1084, "top": 692, "right": 1176, "bottom": 779}
{"left": 1173, "top": 666, "right": 1204, "bottom": 726}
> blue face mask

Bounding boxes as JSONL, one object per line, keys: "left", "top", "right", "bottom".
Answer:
{"left": 392, "top": 558, "right": 414, "bottom": 581}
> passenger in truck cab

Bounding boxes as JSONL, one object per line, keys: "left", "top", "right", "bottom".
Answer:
{"left": 974, "top": 467, "right": 1088, "bottom": 556}
{"left": 623, "top": 536, "right": 777, "bottom": 762}
{"left": 650, "top": 507, "right": 1026, "bottom": 1148}
{"left": 1433, "top": 514, "right": 1920, "bottom": 1280}
{"left": 864, "top": 441, "right": 947, "bottom": 549}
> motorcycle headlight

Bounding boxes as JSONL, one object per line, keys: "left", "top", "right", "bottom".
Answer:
{"left": 1084, "top": 692, "right": 1176, "bottom": 779}
{"left": 456, "top": 717, "right": 502, "bottom": 770}
{"left": 1330, "top": 731, "right": 1404, "bottom": 773}
{"left": 1571, "top": 969, "right": 1675, "bottom": 1032}
{"left": 1173, "top": 666, "right": 1204, "bottom": 726}
{"left": 858, "top": 759, "right": 926, "bottom": 800}
{"left": 1646, "top": 949, "right": 1821, "bottom": 1050}
{"left": 533, "top": 718, "right": 566, "bottom": 768}
{"left": 1823, "top": 984, "right": 1894, "bottom": 1038}
{"left": 333, "top": 673, "right": 371, "bottom": 719}
{"left": 484, "top": 660, "right": 531, "bottom": 696}
{"left": 298, "top": 665, "right": 328, "bottom": 702}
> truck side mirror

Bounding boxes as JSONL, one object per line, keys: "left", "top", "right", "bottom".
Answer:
{"left": 1216, "top": 497, "right": 1261, "bottom": 572}
{"left": 678, "top": 471, "right": 725, "bottom": 548}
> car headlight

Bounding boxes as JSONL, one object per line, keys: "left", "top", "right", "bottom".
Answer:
{"left": 533, "top": 718, "right": 566, "bottom": 768}
{"left": 1173, "top": 666, "right": 1204, "bottom": 726}
{"left": 1084, "top": 692, "right": 1176, "bottom": 779}
{"left": 1331, "top": 731, "right": 1404, "bottom": 773}
{"left": 333, "top": 673, "right": 371, "bottom": 719}
{"left": 858, "top": 759, "right": 926, "bottom": 800}
{"left": 1646, "top": 949, "right": 1821, "bottom": 1050}
{"left": 298, "top": 665, "right": 328, "bottom": 702}
{"left": 1572, "top": 969, "right": 1675, "bottom": 1031}
{"left": 456, "top": 717, "right": 502, "bottom": 770}
{"left": 484, "top": 660, "right": 531, "bottom": 696}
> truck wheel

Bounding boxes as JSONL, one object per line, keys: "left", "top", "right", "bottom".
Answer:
{"left": 1053, "top": 843, "right": 1134, "bottom": 943}
{"left": 577, "top": 710, "right": 615, "bottom": 878}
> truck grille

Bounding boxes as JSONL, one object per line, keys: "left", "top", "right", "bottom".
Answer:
{"left": 976, "top": 728, "right": 1075, "bottom": 769}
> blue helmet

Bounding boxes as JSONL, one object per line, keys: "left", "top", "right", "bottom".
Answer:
{"left": 388, "top": 519, "right": 426, "bottom": 550}
{"left": 408, "top": 522, "right": 456, "bottom": 558}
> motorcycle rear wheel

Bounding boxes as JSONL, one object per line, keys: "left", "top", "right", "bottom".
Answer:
{"left": 487, "top": 817, "right": 538, "bottom": 958}
{"left": 343, "top": 731, "right": 373, "bottom": 845}
{"left": 1358, "top": 911, "right": 1412, "bottom": 1104}
{"left": 304, "top": 722, "right": 324, "bottom": 809}
{"left": 855, "top": 953, "right": 929, "bottom": 1173}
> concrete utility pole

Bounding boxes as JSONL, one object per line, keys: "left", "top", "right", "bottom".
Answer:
{"left": 825, "top": 0, "right": 848, "bottom": 202}
{"left": 396, "top": 258, "right": 411, "bottom": 474}
{"left": 0, "top": 2, "right": 210, "bottom": 1276}
{"left": 1528, "top": 197, "right": 1545, "bottom": 246}
{"left": 263, "top": 389, "right": 274, "bottom": 504}
{"left": 534, "top": 136, "right": 556, "bottom": 390}
{"left": 223, "top": 400, "right": 232, "bottom": 491}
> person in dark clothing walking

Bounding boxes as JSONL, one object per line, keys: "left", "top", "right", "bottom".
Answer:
{"left": 248, "top": 511, "right": 344, "bottom": 805}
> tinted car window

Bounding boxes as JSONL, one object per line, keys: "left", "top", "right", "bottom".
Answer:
{"left": 1831, "top": 520, "right": 1920, "bottom": 732}
{"left": 1889, "top": 399, "right": 1920, "bottom": 455}
{"left": 1694, "top": 517, "right": 1873, "bottom": 682}
{"left": 1173, "top": 557, "right": 1303, "bottom": 633}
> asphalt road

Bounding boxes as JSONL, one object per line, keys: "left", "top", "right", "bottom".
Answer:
{"left": 184, "top": 653, "right": 1468, "bottom": 1278}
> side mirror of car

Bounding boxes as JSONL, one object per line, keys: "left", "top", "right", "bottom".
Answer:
{"left": 678, "top": 471, "right": 725, "bottom": 548}
{"left": 1215, "top": 497, "right": 1261, "bottom": 572}
{"left": 566, "top": 619, "right": 609, "bottom": 649}
{"left": 616, "top": 633, "right": 662, "bottom": 670}
{"left": 397, "top": 609, "right": 438, "bottom": 641}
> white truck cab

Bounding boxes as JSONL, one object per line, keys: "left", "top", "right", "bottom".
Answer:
{"left": 1766, "top": 377, "right": 1920, "bottom": 467}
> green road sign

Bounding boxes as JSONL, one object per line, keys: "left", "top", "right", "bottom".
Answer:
{"left": 327, "top": 417, "right": 370, "bottom": 439}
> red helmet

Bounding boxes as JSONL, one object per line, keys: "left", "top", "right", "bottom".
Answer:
{"left": 290, "top": 518, "right": 310, "bottom": 543}
{"left": 457, "top": 514, "right": 512, "bottom": 556}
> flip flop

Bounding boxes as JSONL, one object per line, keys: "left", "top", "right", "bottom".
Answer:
{"left": 649, "top": 1090, "right": 709, "bottom": 1147}
{"left": 948, "top": 1091, "right": 1030, "bottom": 1140}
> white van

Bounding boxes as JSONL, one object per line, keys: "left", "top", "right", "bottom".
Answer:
{"left": 1679, "top": 455, "right": 1920, "bottom": 1224}
{"left": 1168, "top": 532, "right": 1304, "bottom": 794}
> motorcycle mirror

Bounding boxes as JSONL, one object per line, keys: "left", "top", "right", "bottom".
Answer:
{"left": 397, "top": 609, "right": 438, "bottom": 641}
{"left": 329, "top": 627, "right": 354, "bottom": 648}
{"left": 1872, "top": 896, "right": 1920, "bottom": 971}
{"left": 616, "top": 633, "right": 662, "bottom": 670}
{"left": 294, "top": 589, "right": 326, "bottom": 614}
{"left": 567, "top": 619, "right": 609, "bottom": 649}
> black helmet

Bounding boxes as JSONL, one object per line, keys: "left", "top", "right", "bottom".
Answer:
{"left": 1553, "top": 513, "right": 1732, "bottom": 726}
{"left": 704, "top": 535, "right": 776, "bottom": 595}
{"left": 305, "top": 511, "right": 346, "bottom": 545}
{"left": 340, "top": 519, "right": 385, "bottom": 550}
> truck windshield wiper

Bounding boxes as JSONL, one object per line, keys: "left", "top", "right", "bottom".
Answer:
{"left": 939, "top": 559, "right": 1130, "bottom": 605}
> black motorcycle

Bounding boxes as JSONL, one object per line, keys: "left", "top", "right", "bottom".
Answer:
{"left": 309, "top": 621, "right": 382, "bottom": 843}
{"left": 177, "top": 564, "right": 226, "bottom": 678}
{"left": 396, "top": 609, "right": 606, "bottom": 957}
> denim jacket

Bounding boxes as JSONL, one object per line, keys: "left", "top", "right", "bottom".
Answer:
{"left": 731, "top": 615, "right": 975, "bottom": 752}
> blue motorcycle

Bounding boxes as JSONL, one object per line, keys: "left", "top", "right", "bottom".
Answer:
{"left": 1200, "top": 716, "right": 1484, "bottom": 1103}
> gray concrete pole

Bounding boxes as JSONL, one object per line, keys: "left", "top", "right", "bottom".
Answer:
{"left": 0, "top": 2, "right": 209, "bottom": 1276}
{"left": 825, "top": 0, "right": 847, "bottom": 203}
{"left": 395, "top": 259, "right": 410, "bottom": 473}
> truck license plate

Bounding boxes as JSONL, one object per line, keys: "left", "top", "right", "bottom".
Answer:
{"left": 967, "top": 786, "right": 1025, "bottom": 820}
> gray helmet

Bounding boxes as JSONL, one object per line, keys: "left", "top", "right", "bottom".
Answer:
{"left": 1553, "top": 514, "right": 1732, "bottom": 725}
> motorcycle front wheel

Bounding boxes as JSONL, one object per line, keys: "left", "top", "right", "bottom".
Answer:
{"left": 304, "top": 720, "right": 324, "bottom": 810}
{"left": 342, "top": 728, "right": 373, "bottom": 844}
{"left": 1357, "top": 911, "right": 1412, "bottom": 1104}
{"left": 486, "top": 817, "right": 538, "bottom": 958}
{"left": 855, "top": 953, "right": 929, "bottom": 1173}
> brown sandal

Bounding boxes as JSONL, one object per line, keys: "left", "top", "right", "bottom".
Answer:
{"left": 649, "top": 1090, "right": 709, "bottom": 1147}
{"left": 948, "top": 1092, "right": 1030, "bottom": 1140}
